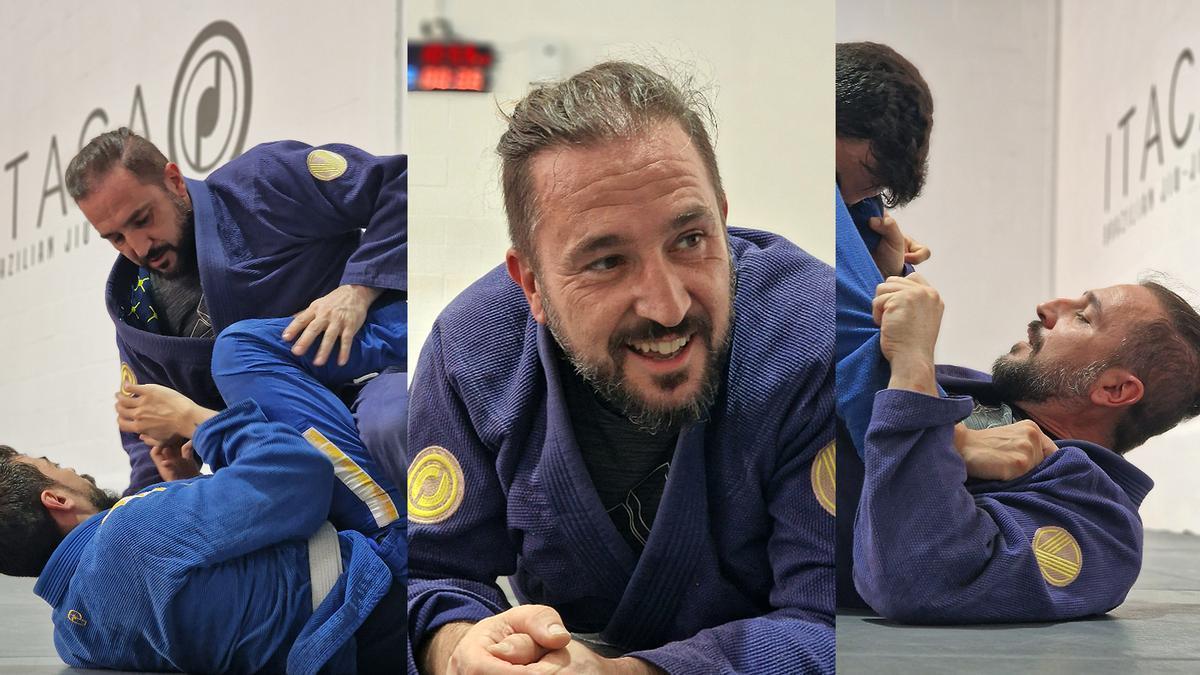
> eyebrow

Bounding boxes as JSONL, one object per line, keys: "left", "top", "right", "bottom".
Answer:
{"left": 566, "top": 207, "right": 714, "bottom": 262}
{"left": 1085, "top": 291, "right": 1103, "bottom": 322}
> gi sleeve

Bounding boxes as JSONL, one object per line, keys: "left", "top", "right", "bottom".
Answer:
{"left": 406, "top": 322, "right": 514, "bottom": 663}
{"left": 127, "top": 400, "right": 336, "bottom": 566}
{"left": 853, "top": 389, "right": 1144, "bottom": 623}
{"left": 627, "top": 353, "right": 837, "bottom": 674}
{"left": 239, "top": 140, "right": 407, "bottom": 291}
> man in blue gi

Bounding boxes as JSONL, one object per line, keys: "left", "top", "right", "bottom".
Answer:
{"left": 408, "top": 62, "right": 835, "bottom": 674}
{"left": 0, "top": 400, "right": 404, "bottom": 674}
{"left": 835, "top": 188, "right": 1200, "bottom": 622}
{"left": 65, "top": 128, "right": 407, "bottom": 493}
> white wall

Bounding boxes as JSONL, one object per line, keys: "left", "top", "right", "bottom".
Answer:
{"left": 837, "top": 0, "right": 1058, "bottom": 369}
{"left": 407, "top": 0, "right": 834, "bottom": 368}
{"left": 1057, "top": 0, "right": 1200, "bottom": 533}
{"left": 0, "top": 1, "right": 399, "bottom": 493}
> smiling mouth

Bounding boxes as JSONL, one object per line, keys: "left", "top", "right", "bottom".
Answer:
{"left": 627, "top": 334, "right": 692, "bottom": 360}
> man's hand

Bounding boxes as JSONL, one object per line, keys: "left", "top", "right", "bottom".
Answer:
{"left": 282, "top": 284, "right": 382, "bottom": 366}
{"left": 423, "top": 606, "right": 571, "bottom": 674}
{"left": 954, "top": 421, "right": 1059, "bottom": 481}
{"left": 422, "top": 605, "right": 661, "bottom": 675}
{"left": 116, "top": 383, "right": 217, "bottom": 445}
{"left": 873, "top": 273, "right": 943, "bottom": 396}
{"left": 149, "top": 440, "right": 201, "bottom": 482}
{"left": 868, "top": 214, "right": 931, "bottom": 278}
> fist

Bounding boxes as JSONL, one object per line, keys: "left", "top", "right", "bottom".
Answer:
{"left": 872, "top": 273, "right": 944, "bottom": 367}
{"left": 955, "top": 420, "right": 1059, "bottom": 481}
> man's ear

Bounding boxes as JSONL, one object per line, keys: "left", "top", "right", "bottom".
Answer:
{"left": 40, "top": 488, "right": 83, "bottom": 534}
{"left": 163, "top": 162, "right": 189, "bottom": 205}
{"left": 1090, "top": 368, "right": 1145, "bottom": 409}
{"left": 506, "top": 247, "right": 546, "bottom": 324}
{"left": 720, "top": 194, "right": 729, "bottom": 223}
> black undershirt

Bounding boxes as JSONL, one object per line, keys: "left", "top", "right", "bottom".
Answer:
{"left": 561, "top": 359, "right": 678, "bottom": 555}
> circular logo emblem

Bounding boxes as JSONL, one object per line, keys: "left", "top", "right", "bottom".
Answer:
{"left": 811, "top": 442, "right": 836, "bottom": 517}
{"left": 169, "top": 20, "right": 253, "bottom": 174}
{"left": 120, "top": 362, "right": 137, "bottom": 395}
{"left": 1032, "top": 526, "right": 1083, "bottom": 587}
{"left": 67, "top": 609, "right": 87, "bottom": 626}
{"left": 408, "top": 446, "right": 465, "bottom": 524}
{"left": 306, "top": 149, "right": 348, "bottom": 181}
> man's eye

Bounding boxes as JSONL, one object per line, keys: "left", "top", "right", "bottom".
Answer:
{"left": 1076, "top": 311, "right": 1090, "bottom": 324}
{"left": 111, "top": 235, "right": 125, "bottom": 246}
{"left": 674, "top": 233, "right": 704, "bottom": 250}
{"left": 587, "top": 256, "right": 622, "bottom": 271}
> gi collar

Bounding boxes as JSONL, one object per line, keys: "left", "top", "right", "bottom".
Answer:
{"left": 33, "top": 511, "right": 105, "bottom": 608}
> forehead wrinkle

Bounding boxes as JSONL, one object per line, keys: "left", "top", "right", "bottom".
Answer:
{"left": 565, "top": 175, "right": 704, "bottom": 225}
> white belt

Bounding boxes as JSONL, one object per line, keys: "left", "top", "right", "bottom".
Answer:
{"left": 307, "top": 522, "right": 343, "bottom": 611}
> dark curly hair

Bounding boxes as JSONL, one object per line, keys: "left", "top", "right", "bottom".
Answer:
{"left": 0, "top": 446, "right": 62, "bottom": 577}
{"left": 836, "top": 42, "right": 934, "bottom": 208}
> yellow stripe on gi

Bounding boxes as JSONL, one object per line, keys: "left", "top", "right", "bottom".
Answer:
{"left": 303, "top": 427, "right": 399, "bottom": 528}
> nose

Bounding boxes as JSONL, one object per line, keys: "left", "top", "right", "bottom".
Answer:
{"left": 633, "top": 254, "right": 691, "bottom": 329}
{"left": 1036, "top": 297, "right": 1080, "bottom": 329}
{"left": 128, "top": 231, "right": 152, "bottom": 260}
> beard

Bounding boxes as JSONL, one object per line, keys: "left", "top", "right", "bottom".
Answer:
{"left": 77, "top": 473, "right": 120, "bottom": 511}
{"left": 144, "top": 193, "right": 197, "bottom": 280}
{"left": 991, "top": 320, "right": 1109, "bottom": 403}
{"left": 542, "top": 268, "right": 736, "bottom": 435}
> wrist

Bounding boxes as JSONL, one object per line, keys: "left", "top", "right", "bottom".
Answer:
{"left": 347, "top": 283, "right": 383, "bottom": 305}
{"left": 421, "top": 621, "right": 473, "bottom": 675}
{"left": 612, "top": 657, "right": 664, "bottom": 675}
{"left": 887, "top": 354, "right": 938, "bottom": 396}
{"left": 188, "top": 406, "right": 219, "bottom": 438}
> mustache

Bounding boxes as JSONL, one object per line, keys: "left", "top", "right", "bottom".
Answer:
{"left": 142, "top": 244, "right": 175, "bottom": 265}
{"left": 609, "top": 313, "right": 714, "bottom": 353}
{"left": 1027, "top": 320, "right": 1045, "bottom": 353}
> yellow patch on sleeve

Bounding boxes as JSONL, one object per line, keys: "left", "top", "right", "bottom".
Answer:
{"left": 811, "top": 441, "right": 836, "bottom": 517}
{"left": 120, "top": 362, "right": 137, "bottom": 395}
{"left": 408, "top": 446, "right": 465, "bottom": 524}
{"left": 306, "top": 148, "right": 348, "bottom": 181}
{"left": 1032, "top": 525, "right": 1083, "bottom": 587}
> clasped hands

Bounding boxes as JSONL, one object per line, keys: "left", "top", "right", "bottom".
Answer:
{"left": 425, "top": 605, "right": 660, "bottom": 675}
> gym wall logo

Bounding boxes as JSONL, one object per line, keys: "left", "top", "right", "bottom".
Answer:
{"left": 169, "top": 20, "right": 253, "bottom": 175}
{"left": 0, "top": 20, "right": 252, "bottom": 283}
{"left": 1102, "top": 47, "right": 1200, "bottom": 245}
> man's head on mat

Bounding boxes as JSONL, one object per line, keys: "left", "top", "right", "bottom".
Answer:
{"left": 0, "top": 446, "right": 118, "bottom": 577}
{"left": 835, "top": 41, "right": 933, "bottom": 207}
{"left": 66, "top": 128, "right": 197, "bottom": 280}
{"left": 499, "top": 61, "right": 734, "bottom": 434}
{"left": 992, "top": 280, "right": 1200, "bottom": 453}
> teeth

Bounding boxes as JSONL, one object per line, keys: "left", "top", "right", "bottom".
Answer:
{"left": 631, "top": 336, "right": 690, "bottom": 355}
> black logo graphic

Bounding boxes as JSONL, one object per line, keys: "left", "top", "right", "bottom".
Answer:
{"left": 169, "top": 20, "right": 252, "bottom": 173}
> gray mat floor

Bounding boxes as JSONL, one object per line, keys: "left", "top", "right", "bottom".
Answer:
{"left": 838, "top": 529, "right": 1200, "bottom": 674}
{"left": 3, "top": 531, "right": 1197, "bottom": 672}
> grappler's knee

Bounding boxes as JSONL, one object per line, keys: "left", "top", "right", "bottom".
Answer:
{"left": 212, "top": 317, "right": 293, "bottom": 379}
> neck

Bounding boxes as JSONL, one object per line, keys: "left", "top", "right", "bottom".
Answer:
{"left": 1017, "top": 398, "right": 1116, "bottom": 449}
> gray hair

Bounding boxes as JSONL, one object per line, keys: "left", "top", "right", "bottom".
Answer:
{"left": 66, "top": 127, "right": 170, "bottom": 201}
{"left": 497, "top": 61, "right": 724, "bottom": 259}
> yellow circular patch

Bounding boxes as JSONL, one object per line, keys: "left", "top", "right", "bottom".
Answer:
{"left": 120, "top": 363, "right": 137, "bottom": 395}
{"left": 67, "top": 609, "right": 87, "bottom": 626}
{"left": 306, "top": 149, "right": 348, "bottom": 181}
{"left": 811, "top": 441, "right": 836, "bottom": 517}
{"left": 408, "top": 446, "right": 465, "bottom": 524}
{"left": 1032, "top": 526, "right": 1082, "bottom": 587}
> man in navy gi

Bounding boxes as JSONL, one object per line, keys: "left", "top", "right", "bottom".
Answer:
{"left": 835, "top": 189, "right": 1200, "bottom": 622}
{"left": 408, "top": 62, "right": 835, "bottom": 674}
{"left": 65, "top": 128, "right": 407, "bottom": 493}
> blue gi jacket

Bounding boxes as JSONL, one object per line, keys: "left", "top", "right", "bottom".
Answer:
{"left": 105, "top": 141, "right": 408, "bottom": 492}
{"left": 407, "top": 228, "right": 836, "bottom": 674}
{"left": 33, "top": 401, "right": 394, "bottom": 673}
{"left": 832, "top": 189, "right": 1154, "bottom": 622}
